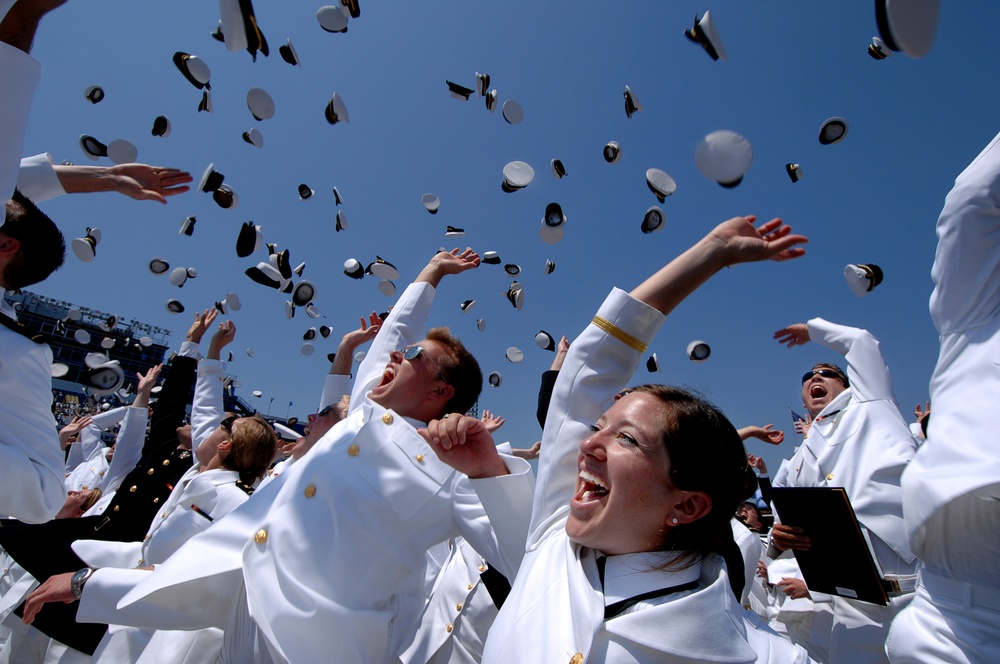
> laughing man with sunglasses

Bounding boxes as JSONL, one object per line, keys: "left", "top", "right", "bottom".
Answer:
{"left": 768, "top": 319, "right": 920, "bottom": 663}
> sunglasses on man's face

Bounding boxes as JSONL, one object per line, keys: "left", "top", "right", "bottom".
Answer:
{"left": 801, "top": 369, "right": 844, "bottom": 385}
{"left": 316, "top": 405, "right": 337, "bottom": 418}
{"left": 219, "top": 415, "right": 238, "bottom": 434}
{"left": 401, "top": 345, "right": 444, "bottom": 380}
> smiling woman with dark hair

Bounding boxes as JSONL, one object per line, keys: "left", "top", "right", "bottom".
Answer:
{"left": 422, "top": 215, "right": 808, "bottom": 663}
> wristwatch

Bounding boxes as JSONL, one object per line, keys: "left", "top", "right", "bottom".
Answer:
{"left": 70, "top": 567, "right": 96, "bottom": 599}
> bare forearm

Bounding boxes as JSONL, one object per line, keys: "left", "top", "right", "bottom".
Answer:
{"left": 630, "top": 235, "right": 728, "bottom": 315}
{"left": 53, "top": 165, "right": 119, "bottom": 194}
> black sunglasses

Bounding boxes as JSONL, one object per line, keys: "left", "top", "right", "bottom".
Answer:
{"left": 801, "top": 369, "right": 845, "bottom": 385}
{"left": 219, "top": 415, "right": 238, "bottom": 434}
{"left": 316, "top": 405, "right": 337, "bottom": 418}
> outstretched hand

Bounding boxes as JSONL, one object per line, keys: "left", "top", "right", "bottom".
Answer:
{"left": 480, "top": 409, "right": 506, "bottom": 433}
{"left": 186, "top": 309, "right": 219, "bottom": 344}
{"left": 208, "top": 321, "right": 236, "bottom": 360}
{"left": 740, "top": 424, "right": 784, "bottom": 446}
{"left": 419, "top": 414, "right": 507, "bottom": 479}
{"left": 416, "top": 248, "right": 481, "bottom": 287}
{"left": 107, "top": 164, "right": 192, "bottom": 204}
{"left": 774, "top": 323, "right": 810, "bottom": 347}
{"left": 708, "top": 216, "right": 808, "bottom": 266}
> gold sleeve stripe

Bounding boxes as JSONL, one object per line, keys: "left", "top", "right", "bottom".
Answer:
{"left": 591, "top": 315, "right": 648, "bottom": 353}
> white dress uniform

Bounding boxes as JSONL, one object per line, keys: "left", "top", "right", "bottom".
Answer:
{"left": 16, "top": 153, "right": 65, "bottom": 203}
{"left": 110, "top": 281, "right": 535, "bottom": 663}
{"left": 0, "top": 40, "right": 41, "bottom": 200}
{"left": 887, "top": 131, "right": 1000, "bottom": 663}
{"left": 74, "top": 356, "right": 250, "bottom": 664}
{"left": 479, "top": 288, "right": 756, "bottom": 664}
{"left": 771, "top": 318, "right": 918, "bottom": 662}
{"left": 64, "top": 406, "right": 150, "bottom": 494}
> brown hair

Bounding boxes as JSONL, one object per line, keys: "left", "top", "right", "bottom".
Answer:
{"left": 810, "top": 362, "right": 849, "bottom": 388}
{"left": 2, "top": 190, "right": 66, "bottom": 289}
{"left": 224, "top": 414, "right": 279, "bottom": 487}
{"left": 426, "top": 327, "right": 482, "bottom": 418}
{"left": 626, "top": 384, "right": 752, "bottom": 569}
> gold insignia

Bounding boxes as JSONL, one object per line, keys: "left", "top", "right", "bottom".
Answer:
{"left": 348, "top": 444, "right": 360, "bottom": 457}
{"left": 415, "top": 454, "right": 424, "bottom": 463}
{"left": 254, "top": 528, "right": 268, "bottom": 544}
{"left": 445, "top": 624, "right": 453, "bottom": 633}
{"left": 304, "top": 484, "right": 317, "bottom": 498}
{"left": 382, "top": 413, "right": 394, "bottom": 424}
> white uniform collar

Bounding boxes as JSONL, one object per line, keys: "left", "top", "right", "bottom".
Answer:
{"left": 600, "top": 551, "right": 701, "bottom": 606}
{"left": 361, "top": 394, "right": 427, "bottom": 429}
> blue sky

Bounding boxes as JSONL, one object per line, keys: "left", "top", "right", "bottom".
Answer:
{"left": 21, "top": 1, "right": 1000, "bottom": 472}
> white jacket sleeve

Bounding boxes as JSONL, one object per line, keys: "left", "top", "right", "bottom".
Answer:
{"left": 97, "top": 405, "right": 149, "bottom": 493}
{"left": 530, "top": 288, "right": 666, "bottom": 546}
{"left": 807, "top": 317, "right": 896, "bottom": 404}
{"left": 16, "top": 153, "right": 65, "bottom": 203}
{"left": 0, "top": 42, "right": 41, "bottom": 200}
{"left": 192, "top": 358, "right": 226, "bottom": 460}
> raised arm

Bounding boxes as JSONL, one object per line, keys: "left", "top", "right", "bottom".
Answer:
{"left": 533, "top": 216, "right": 806, "bottom": 540}
{"left": 321, "top": 312, "right": 380, "bottom": 409}
{"left": 191, "top": 314, "right": 230, "bottom": 455}
{"left": 350, "top": 249, "right": 479, "bottom": 412}
{"left": 98, "top": 365, "right": 160, "bottom": 493}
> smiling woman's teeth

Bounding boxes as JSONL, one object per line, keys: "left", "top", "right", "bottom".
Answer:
{"left": 579, "top": 470, "right": 608, "bottom": 498}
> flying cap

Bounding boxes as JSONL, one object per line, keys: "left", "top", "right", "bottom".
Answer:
{"left": 504, "top": 264, "right": 521, "bottom": 277}
{"left": 100, "top": 336, "right": 115, "bottom": 350}
{"left": 166, "top": 299, "right": 185, "bottom": 314}
{"left": 247, "top": 87, "right": 275, "bottom": 121}
{"left": 505, "top": 347, "right": 524, "bottom": 363}
{"left": 506, "top": 282, "right": 524, "bottom": 310}
{"left": 447, "top": 81, "right": 474, "bottom": 101}
{"left": 786, "top": 163, "right": 803, "bottom": 183}
{"left": 818, "top": 117, "right": 848, "bottom": 145}
{"left": 80, "top": 135, "right": 108, "bottom": 160}
{"left": 624, "top": 85, "right": 642, "bottom": 119}
{"left": 641, "top": 206, "right": 665, "bottom": 234}
{"left": 107, "top": 139, "right": 138, "bottom": 165}
{"left": 236, "top": 222, "right": 262, "bottom": 257}
{"left": 475, "top": 72, "right": 490, "bottom": 96}
{"left": 460, "top": 299, "right": 475, "bottom": 313}
{"left": 291, "top": 280, "right": 316, "bottom": 306}
{"left": 477, "top": 319, "right": 486, "bottom": 332}
{"left": 545, "top": 259, "right": 555, "bottom": 274}
{"left": 445, "top": 226, "right": 465, "bottom": 237}
{"left": 82, "top": 353, "right": 124, "bottom": 395}
{"left": 151, "top": 115, "right": 171, "bottom": 138}
{"left": 684, "top": 11, "right": 728, "bottom": 61}
{"left": 488, "top": 371, "right": 502, "bottom": 387}
{"left": 502, "top": 100, "right": 524, "bottom": 125}
{"left": 539, "top": 221, "right": 565, "bottom": 244}
{"left": 179, "top": 216, "right": 196, "bottom": 236}
{"left": 298, "top": 184, "right": 314, "bottom": 200}
{"left": 535, "top": 330, "right": 555, "bottom": 351}
{"left": 227, "top": 292, "right": 242, "bottom": 311}
{"left": 325, "top": 92, "right": 349, "bottom": 124}
{"left": 300, "top": 342, "right": 315, "bottom": 356}
{"left": 213, "top": 184, "right": 238, "bottom": 209}
{"left": 551, "top": 159, "right": 567, "bottom": 179}
{"left": 71, "top": 228, "right": 100, "bottom": 263}
{"left": 218, "top": 0, "right": 269, "bottom": 59}
{"left": 485, "top": 89, "right": 498, "bottom": 112}
{"left": 316, "top": 5, "right": 349, "bottom": 33}
{"left": 198, "top": 164, "right": 224, "bottom": 193}
{"left": 844, "top": 263, "right": 883, "bottom": 297}
{"left": 173, "top": 52, "right": 211, "bottom": 89}
{"left": 84, "top": 86, "right": 104, "bottom": 104}
{"left": 603, "top": 141, "right": 622, "bottom": 164}
{"left": 52, "top": 362, "right": 70, "bottom": 378}
{"left": 342, "top": 0, "right": 361, "bottom": 19}
{"left": 305, "top": 303, "right": 321, "bottom": 318}
{"left": 687, "top": 340, "right": 711, "bottom": 362}
{"left": 482, "top": 251, "right": 501, "bottom": 265}
{"left": 245, "top": 262, "right": 283, "bottom": 289}
{"left": 344, "top": 258, "right": 364, "bottom": 279}
{"left": 543, "top": 202, "right": 566, "bottom": 228}
{"left": 421, "top": 193, "right": 440, "bottom": 214}
{"left": 694, "top": 130, "right": 753, "bottom": 188}
{"left": 285, "top": 301, "right": 295, "bottom": 320}
{"left": 336, "top": 210, "right": 348, "bottom": 232}
{"left": 645, "top": 168, "right": 677, "bottom": 202}
{"left": 98, "top": 315, "right": 117, "bottom": 332}
{"left": 320, "top": 325, "right": 333, "bottom": 338}
{"left": 198, "top": 91, "right": 213, "bottom": 113}
{"left": 74, "top": 329, "right": 91, "bottom": 345}
{"left": 875, "top": 0, "right": 940, "bottom": 58}
{"left": 332, "top": 186, "right": 344, "bottom": 205}
{"left": 149, "top": 258, "right": 169, "bottom": 275}
{"left": 366, "top": 256, "right": 400, "bottom": 280}
{"left": 378, "top": 280, "right": 396, "bottom": 297}
{"left": 243, "top": 127, "right": 264, "bottom": 148}
{"left": 279, "top": 39, "right": 301, "bottom": 66}
{"left": 868, "top": 36, "right": 892, "bottom": 60}
{"left": 646, "top": 353, "right": 660, "bottom": 372}
{"left": 502, "top": 161, "right": 535, "bottom": 192}
{"left": 169, "top": 266, "right": 188, "bottom": 287}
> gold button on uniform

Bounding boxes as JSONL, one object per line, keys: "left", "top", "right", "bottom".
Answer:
{"left": 477, "top": 564, "right": 486, "bottom": 573}
{"left": 304, "top": 484, "right": 317, "bottom": 498}
{"left": 415, "top": 454, "right": 424, "bottom": 463}
{"left": 445, "top": 624, "right": 453, "bottom": 633}
{"left": 147, "top": 468, "right": 155, "bottom": 475}
{"left": 467, "top": 583, "right": 474, "bottom": 590}
{"left": 455, "top": 603, "right": 463, "bottom": 612}
{"left": 153, "top": 497, "right": 160, "bottom": 504}
{"left": 382, "top": 413, "right": 394, "bottom": 424}
{"left": 570, "top": 653, "right": 584, "bottom": 664}
{"left": 162, "top": 460, "right": 170, "bottom": 466}
{"left": 113, "top": 505, "right": 120, "bottom": 512}
{"left": 254, "top": 529, "right": 268, "bottom": 544}
{"left": 348, "top": 444, "right": 360, "bottom": 457}
{"left": 826, "top": 473, "right": 834, "bottom": 481}
{"left": 129, "top": 485, "right": 137, "bottom": 493}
